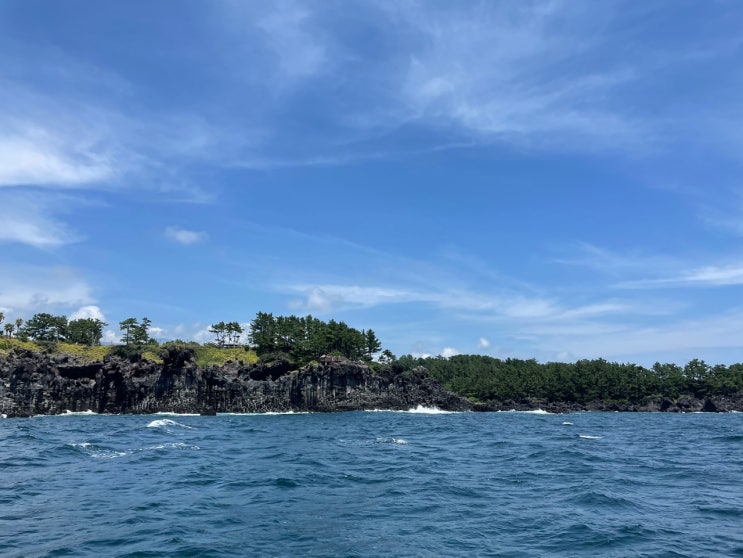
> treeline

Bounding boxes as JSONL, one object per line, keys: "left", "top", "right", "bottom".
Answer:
{"left": 0, "top": 312, "right": 106, "bottom": 346}
{"left": 398, "top": 354, "right": 743, "bottom": 403}
{"left": 0, "top": 311, "right": 385, "bottom": 366}
{"left": 249, "top": 312, "right": 381, "bottom": 364}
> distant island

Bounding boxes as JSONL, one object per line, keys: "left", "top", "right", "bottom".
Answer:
{"left": 1, "top": 311, "right": 742, "bottom": 416}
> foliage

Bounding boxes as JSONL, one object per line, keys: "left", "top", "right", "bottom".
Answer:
{"left": 396, "top": 354, "right": 743, "bottom": 404}
{"left": 119, "top": 317, "right": 156, "bottom": 346}
{"left": 20, "top": 313, "right": 69, "bottom": 342}
{"left": 248, "top": 312, "right": 379, "bottom": 365}
{"left": 0, "top": 337, "right": 41, "bottom": 354}
{"left": 209, "top": 321, "right": 244, "bottom": 346}
{"left": 67, "top": 318, "right": 107, "bottom": 346}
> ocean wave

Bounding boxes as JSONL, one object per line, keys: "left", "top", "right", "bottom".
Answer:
{"left": 62, "top": 410, "right": 98, "bottom": 416}
{"left": 69, "top": 441, "right": 128, "bottom": 459}
{"left": 69, "top": 440, "right": 200, "bottom": 459}
{"left": 146, "top": 418, "right": 195, "bottom": 429}
{"left": 154, "top": 412, "right": 201, "bottom": 417}
{"left": 578, "top": 434, "right": 603, "bottom": 440}
{"left": 365, "top": 405, "right": 459, "bottom": 414}
{"left": 562, "top": 421, "right": 574, "bottom": 426}
{"left": 376, "top": 437, "right": 408, "bottom": 445}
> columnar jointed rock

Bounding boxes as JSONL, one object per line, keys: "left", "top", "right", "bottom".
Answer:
{"left": 0, "top": 348, "right": 472, "bottom": 417}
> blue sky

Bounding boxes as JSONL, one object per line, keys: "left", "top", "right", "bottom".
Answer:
{"left": 2, "top": 0, "right": 743, "bottom": 365}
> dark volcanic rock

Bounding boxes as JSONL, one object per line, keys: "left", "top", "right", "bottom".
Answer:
{"left": 0, "top": 348, "right": 471, "bottom": 417}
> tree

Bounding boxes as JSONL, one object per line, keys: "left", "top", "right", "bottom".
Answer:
{"left": 68, "top": 318, "right": 107, "bottom": 346}
{"left": 249, "top": 312, "right": 278, "bottom": 354}
{"left": 379, "top": 349, "right": 396, "bottom": 364}
{"left": 0, "top": 312, "right": 4, "bottom": 329}
{"left": 210, "top": 321, "right": 227, "bottom": 346}
{"left": 364, "top": 329, "right": 382, "bottom": 360}
{"left": 119, "top": 317, "right": 155, "bottom": 345}
{"left": 132, "top": 317, "right": 155, "bottom": 345}
{"left": 225, "top": 321, "right": 243, "bottom": 346}
{"left": 4, "top": 323, "right": 14, "bottom": 337}
{"left": 119, "top": 318, "right": 138, "bottom": 345}
{"left": 22, "top": 313, "right": 68, "bottom": 342}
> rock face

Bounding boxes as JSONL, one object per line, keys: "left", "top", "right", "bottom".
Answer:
{"left": 0, "top": 348, "right": 472, "bottom": 417}
{"left": 471, "top": 394, "right": 743, "bottom": 413}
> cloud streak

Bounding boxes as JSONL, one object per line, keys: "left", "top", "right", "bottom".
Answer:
{"left": 165, "top": 226, "right": 209, "bottom": 246}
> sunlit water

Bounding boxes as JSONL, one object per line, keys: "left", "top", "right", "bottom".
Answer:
{"left": 2, "top": 410, "right": 742, "bottom": 557}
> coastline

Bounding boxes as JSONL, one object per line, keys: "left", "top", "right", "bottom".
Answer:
{"left": 2, "top": 347, "right": 742, "bottom": 417}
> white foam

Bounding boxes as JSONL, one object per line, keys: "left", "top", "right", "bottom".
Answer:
{"left": 69, "top": 442, "right": 127, "bottom": 459}
{"left": 407, "top": 404, "right": 455, "bottom": 414}
{"left": 154, "top": 412, "right": 200, "bottom": 417}
{"left": 562, "top": 421, "right": 574, "bottom": 426}
{"left": 144, "top": 442, "right": 200, "bottom": 451}
{"left": 579, "top": 435, "right": 602, "bottom": 440}
{"left": 62, "top": 410, "right": 97, "bottom": 416}
{"left": 1, "top": 414, "right": 6, "bottom": 419}
{"left": 146, "top": 418, "right": 194, "bottom": 429}
{"left": 375, "top": 437, "right": 409, "bottom": 445}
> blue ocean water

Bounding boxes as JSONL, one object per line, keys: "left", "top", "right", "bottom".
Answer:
{"left": 2, "top": 410, "right": 742, "bottom": 557}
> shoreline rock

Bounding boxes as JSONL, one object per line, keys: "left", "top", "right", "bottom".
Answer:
{"left": 2, "top": 348, "right": 742, "bottom": 417}
{"left": 0, "top": 348, "right": 471, "bottom": 418}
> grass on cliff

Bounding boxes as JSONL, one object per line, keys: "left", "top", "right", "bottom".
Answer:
{"left": 0, "top": 337, "right": 258, "bottom": 367}
{"left": 192, "top": 345, "right": 259, "bottom": 368}
{"left": 0, "top": 337, "right": 41, "bottom": 354}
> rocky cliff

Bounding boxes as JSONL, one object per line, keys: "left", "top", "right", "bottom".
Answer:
{"left": 0, "top": 347, "right": 472, "bottom": 417}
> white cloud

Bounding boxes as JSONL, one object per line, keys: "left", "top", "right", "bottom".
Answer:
{"left": 289, "top": 284, "right": 417, "bottom": 312}
{"left": 620, "top": 263, "right": 743, "bottom": 288}
{"left": 440, "top": 347, "right": 460, "bottom": 358}
{"left": 477, "top": 337, "right": 491, "bottom": 349}
{"left": 149, "top": 326, "right": 165, "bottom": 340}
{"left": 0, "top": 132, "right": 112, "bottom": 187}
{"left": 69, "top": 305, "right": 106, "bottom": 322}
{"left": 165, "top": 226, "right": 209, "bottom": 245}
{"left": 0, "top": 192, "right": 79, "bottom": 247}
{"left": 0, "top": 266, "right": 94, "bottom": 314}
{"left": 393, "top": 1, "right": 647, "bottom": 151}
{"left": 530, "top": 309, "right": 743, "bottom": 364}
{"left": 102, "top": 329, "right": 120, "bottom": 344}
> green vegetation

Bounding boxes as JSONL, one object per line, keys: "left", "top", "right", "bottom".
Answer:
{"left": 0, "top": 337, "right": 42, "bottom": 354}
{"left": 249, "top": 312, "right": 381, "bottom": 365}
{"left": 396, "top": 354, "right": 743, "bottom": 404}
{"left": 119, "top": 317, "right": 155, "bottom": 345}
{"left": 208, "top": 321, "right": 244, "bottom": 347}
{"left": 5, "top": 309, "right": 743, "bottom": 404}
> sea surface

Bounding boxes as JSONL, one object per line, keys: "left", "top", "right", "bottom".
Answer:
{"left": 2, "top": 409, "right": 742, "bottom": 557}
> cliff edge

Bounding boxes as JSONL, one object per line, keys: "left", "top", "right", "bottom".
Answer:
{"left": 0, "top": 347, "right": 472, "bottom": 417}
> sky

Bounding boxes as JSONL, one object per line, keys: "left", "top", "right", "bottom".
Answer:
{"left": 2, "top": 0, "right": 743, "bottom": 366}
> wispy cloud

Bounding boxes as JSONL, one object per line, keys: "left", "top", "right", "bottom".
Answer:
{"left": 620, "top": 263, "right": 743, "bottom": 288}
{"left": 165, "top": 226, "right": 209, "bottom": 246}
{"left": 0, "top": 131, "right": 113, "bottom": 187}
{"left": 0, "top": 266, "right": 94, "bottom": 315}
{"left": 0, "top": 192, "right": 80, "bottom": 247}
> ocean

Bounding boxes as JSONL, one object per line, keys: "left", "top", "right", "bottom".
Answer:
{"left": 1, "top": 409, "right": 742, "bottom": 557}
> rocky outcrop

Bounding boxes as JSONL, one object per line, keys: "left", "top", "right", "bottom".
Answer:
{"left": 471, "top": 394, "right": 743, "bottom": 413}
{"left": 0, "top": 348, "right": 472, "bottom": 417}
